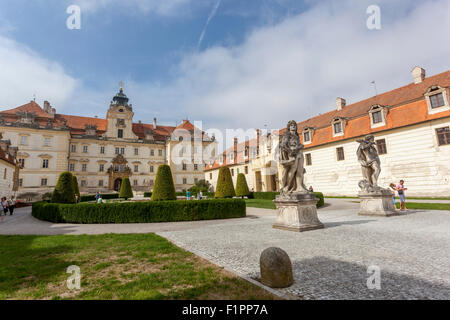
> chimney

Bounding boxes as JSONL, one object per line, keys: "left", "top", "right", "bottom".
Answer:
{"left": 43, "top": 101, "right": 55, "bottom": 117}
{"left": 153, "top": 117, "right": 157, "bottom": 130}
{"left": 412, "top": 66, "right": 426, "bottom": 84}
{"left": 336, "top": 97, "right": 346, "bottom": 111}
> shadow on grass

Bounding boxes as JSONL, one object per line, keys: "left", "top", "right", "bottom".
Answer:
{"left": 289, "top": 256, "right": 450, "bottom": 300}
{"left": 0, "top": 235, "right": 75, "bottom": 299}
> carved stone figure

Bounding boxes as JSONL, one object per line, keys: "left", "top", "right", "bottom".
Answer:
{"left": 279, "top": 120, "right": 308, "bottom": 194}
{"left": 356, "top": 134, "right": 381, "bottom": 190}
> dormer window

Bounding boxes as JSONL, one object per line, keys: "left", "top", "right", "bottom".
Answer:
{"left": 302, "top": 127, "right": 315, "bottom": 144}
{"left": 331, "top": 118, "right": 345, "bottom": 137}
{"left": 369, "top": 105, "right": 387, "bottom": 128}
{"left": 425, "top": 86, "right": 449, "bottom": 114}
{"left": 334, "top": 122, "right": 342, "bottom": 134}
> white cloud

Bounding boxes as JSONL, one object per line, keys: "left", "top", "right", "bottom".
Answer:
{"left": 131, "top": 0, "right": 450, "bottom": 132}
{"left": 0, "top": 36, "right": 78, "bottom": 111}
{"left": 71, "top": 0, "right": 196, "bottom": 15}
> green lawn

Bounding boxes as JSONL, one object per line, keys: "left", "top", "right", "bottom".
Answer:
{"left": 327, "top": 195, "right": 450, "bottom": 200}
{"left": 245, "top": 199, "right": 276, "bottom": 210}
{"left": 350, "top": 201, "right": 450, "bottom": 211}
{"left": 0, "top": 234, "right": 276, "bottom": 300}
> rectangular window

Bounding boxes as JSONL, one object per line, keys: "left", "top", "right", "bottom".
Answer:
{"left": 118, "top": 129, "right": 123, "bottom": 138}
{"left": 231, "top": 169, "right": 234, "bottom": 176}
{"left": 150, "top": 166, "right": 154, "bottom": 173}
{"left": 44, "top": 138, "right": 51, "bottom": 147}
{"left": 99, "top": 164, "right": 104, "bottom": 172}
{"left": 20, "top": 136, "right": 28, "bottom": 145}
{"left": 150, "top": 149, "right": 155, "bottom": 156}
{"left": 134, "top": 148, "right": 139, "bottom": 155}
{"left": 71, "top": 145, "right": 77, "bottom": 153}
{"left": 210, "top": 173, "right": 212, "bottom": 180}
{"left": 336, "top": 147, "right": 345, "bottom": 161}
{"left": 436, "top": 127, "right": 450, "bottom": 146}
{"left": 150, "top": 180, "right": 154, "bottom": 186}
{"left": 83, "top": 146, "right": 88, "bottom": 153}
{"left": 82, "top": 164, "right": 87, "bottom": 172}
{"left": 100, "top": 146, "right": 105, "bottom": 154}
{"left": 69, "top": 163, "right": 75, "bottom": 172}
{"left": 183, "top": 178, "right": 187, "bottom": 184}
{"left": 334, "top": 122, "right": 342, "bottom": 134}
{"left": 41, "top": 178, "right": 48, "bottom": 186}
{"left": 18, "top": 158, "right": 25, "bottom": 168}
{"left": 42, "top": 159, "right": 49, "bottom": 168}
{"left": 194, "top": 164, "right": 198, "bottom": 171}
{"left": 376, "top": 139, "right": 387, "bottom": 155}
{"left": 115, "top": 147, "right": 119, "bottom": 155}
{"left": 19, "top": 178, "right": 23, "bottom": 187}
{"left": 303, "top": 131, "right": 310, "bottom": 142}
{"left": 372, "top": 111, "right": 383, "bottom": 124}
{"left": 134, "top": 165, "right": 139, "bottom": 173}
{"left": 133, "top": 180, "right": 138, "bottom": 186}
{"left": 81, "top": 180, "right": 86, "bottom": 187}
{"left": 305, "top": 153, "right": 312, "bottom": 166}
{"left": 120, "top": 148, "right": 125, "bottom": 155}
{"left": 182, "top": 163, "right": 187, "bottom": 171}
{"left": 158, "top": 149, "right": 163, "bottom": 157}
{"left": 99, "top": 180, "right": 104, "bottom": 187}
{"left": 245, "top": 166, "right": 248, "bottom": 174}
{"left": 430, "top": 93, "right": 445, "bottom": 108}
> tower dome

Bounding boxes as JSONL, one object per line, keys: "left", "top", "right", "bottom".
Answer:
{"left": 111, "top": 83, "right": 129, "bottom": 107}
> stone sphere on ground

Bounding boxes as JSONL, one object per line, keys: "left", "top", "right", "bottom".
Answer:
{"left": 260, "top": 247, "right": 294, "bottom": 288}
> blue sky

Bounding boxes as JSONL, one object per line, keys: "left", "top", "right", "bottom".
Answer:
{"left": 0, "top": 0, "right": 449, "bottom": 135}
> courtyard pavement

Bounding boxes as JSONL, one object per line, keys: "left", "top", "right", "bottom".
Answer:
{"left": 1, "top": 199, "right": 449, "bottom": 300}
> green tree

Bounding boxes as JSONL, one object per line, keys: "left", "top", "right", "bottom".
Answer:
{"left": 72, "top": 175, "right": 80, "bottom": 201}
{"left": 215, "top": 167, "right": 236, "bottom": 198}
{"left": 151, "top": 165, "right": 177, "bottom": 201}
{"left": 235, "top": 173, "right": 250, "bottom": 198}
{"left": 52, "top": 172, "right": 76, "bottom": 204}
{"left": 119, "top": 177, "right": 134, "bottom": 200}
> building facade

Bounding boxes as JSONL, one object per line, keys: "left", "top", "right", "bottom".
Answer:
{"left": 205, "top": 67, "right": 450, "bottom": 197}
{"left": 0, "top": 87, "right": 216, "bottom": 201}
{"left": 0, "top": 137, "right": 20, "bottom": 198}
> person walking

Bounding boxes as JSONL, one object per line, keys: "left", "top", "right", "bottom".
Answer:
{"left": 397, "top": 180, "right": 408, "bottom": 211}
{"left": 389, "top": 183, "right": 399, "bottom": 211}
{"left": 199, "top": 190, "right": 203, "bottom": 200}
{"left": 95, "top": 192, "right": 101, "bottom": 202}
{"left": 7, "top": 196, "right": 15, "bottom": 215}
{"left": 1, "top": 197, "right": 9, "bottom": 218}
{"left": 186, "top": 190, "right": 191, "bottom": 200}
{"left": 0, "top": 198, "right": 6, "bottom": 222}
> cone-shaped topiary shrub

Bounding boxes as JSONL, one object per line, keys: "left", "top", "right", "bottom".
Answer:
{"left": 235, "top": 173, "right": 250, "bottom": 198}
{"left": 119, "top": 177, "right": 134, "bottom": 200}
{"left": 72, "top": 175, "right": 80, "bottom": 201}
{"left": 52, "top": 171, "right": 76, "bottom": 204}
{"left": 151, "top": 165, "right": 177, "bottom": 201}
{"left": 215, "top": 167, "right": 236, "bottom": 198}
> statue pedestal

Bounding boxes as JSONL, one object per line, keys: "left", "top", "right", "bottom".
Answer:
{"left": 358, "top": 189, "right": 398, "bottom": 216}
{"left": 273, "top": 192, "right": 324, "bottom": 232}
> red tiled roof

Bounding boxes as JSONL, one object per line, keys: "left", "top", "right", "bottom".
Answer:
{"left": 0, "top": 147, "right": 16, "bottom": 166}
{"left": 207, "top": 69, "right": 450, "bottom": 171}
{"left": 1, "top": 101, "right": 53, "bottom": 119}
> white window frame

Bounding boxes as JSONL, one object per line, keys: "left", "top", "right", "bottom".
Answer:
{"left": 425, "top": 86, "right": 449, "bottom": 115}
{"left": 369, "top": 105, "right": 388, "bottom": 129}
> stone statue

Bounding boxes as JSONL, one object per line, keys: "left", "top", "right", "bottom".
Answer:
{"left": 356, "top": 134, "right": 381, "bottom": 192}
{"left": 279, "top": 120, "right": 308, "bottom": 194}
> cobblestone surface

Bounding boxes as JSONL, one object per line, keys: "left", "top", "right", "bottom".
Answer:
{"left": 158, "top": 206, "right": 450, "bottom": 300}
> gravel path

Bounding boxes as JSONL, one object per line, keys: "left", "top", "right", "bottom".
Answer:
{"left": 1, "top": 199, "right": 449, "bottom": 300}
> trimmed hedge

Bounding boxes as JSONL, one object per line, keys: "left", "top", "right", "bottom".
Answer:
{"left": 249, "top": 191, "right": 325, "bottom": 208}
{"left": 80, "top": 194, "right": 119, "bottom": 202}
{"left": 215, "top": 167, "right": 235, "bottom": 198}
{"left": 51, "top": 172, "right": 76, "bottom": 204}
{"left": 235, "top": 173, "right": 250, "bottom": 198}
{"left": 32, "top": 199, "right": 246, "bottom": 224}
{"left": 152, "top": 165, "right": 177, "bottom": 201}
{"left": 119, "top": 177, "right": 133, "bottom": 200}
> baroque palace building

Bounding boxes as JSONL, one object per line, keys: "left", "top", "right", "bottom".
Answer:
{"left": 0, "top": 86, "right": 216, "bottom": 201}
{"left": 205, "top": 67, "right": 450, "bottom": 197}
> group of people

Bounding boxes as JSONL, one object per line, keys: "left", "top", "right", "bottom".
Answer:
{"left": 186, "top": 191, "right": 203, "bottom": 200}
{"left": 390, "top": 180, "right": 408, "bottom": 211}
{"left": 0, "top": 196, "right": 16, "bottom": 222}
